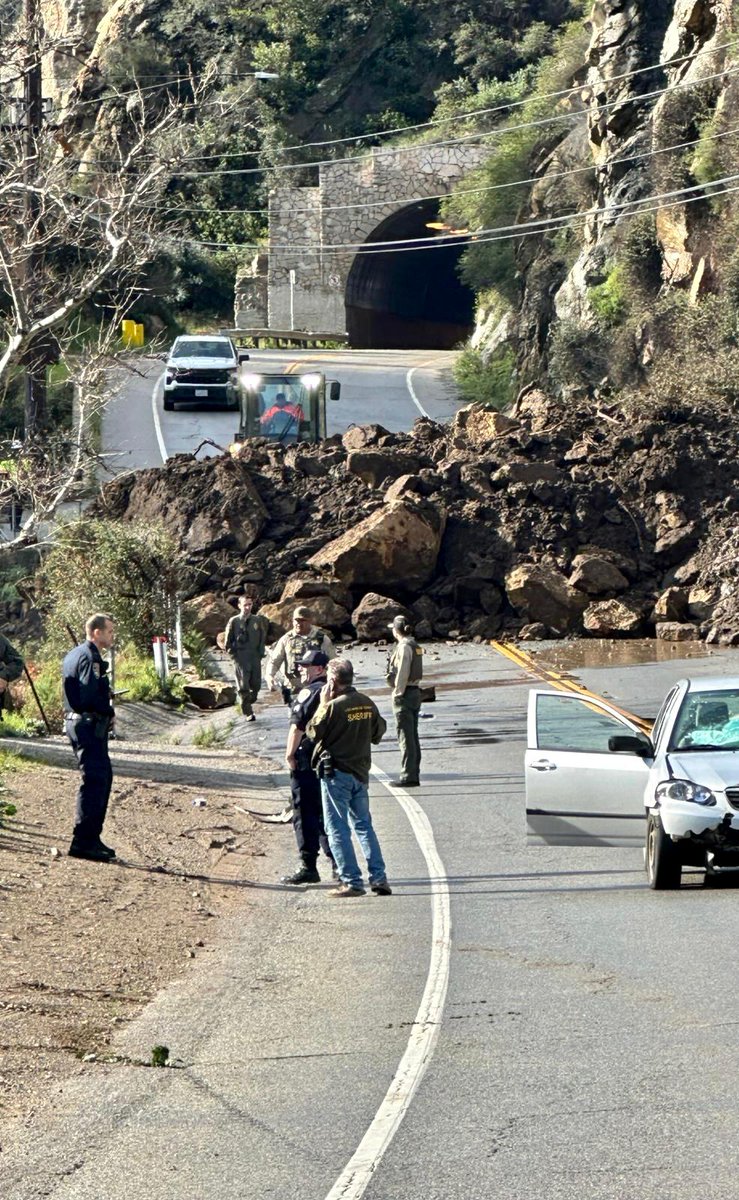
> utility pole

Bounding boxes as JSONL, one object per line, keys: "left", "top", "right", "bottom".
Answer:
{"left": 23, "top": 0, "right": 48, "bottom": 438}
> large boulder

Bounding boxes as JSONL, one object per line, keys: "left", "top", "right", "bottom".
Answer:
{"left": 280, "top": 575, "right": 353, "bottom": 610}
{"left": 346, "top": 450, "right": 421, "bottom": 489}
{"left": 652, "top": 587, "right": 688, "bottom": 623}
{"left": 260, "top": 594, "right": 350, "bottom": 636}
{"left": 351, "top": 593, "right": 413, "bottom": 641}
{"left": 687, "top": 584, "right": 719, "bottom": 623}
{"left": 505, "top": 564, "right": 588, "bottom": 632}
{"left": 569, "top": 554, "right": 629, "bottom": 596}
{"left": 582, "top": 600, "right": 642, "bottom": 637}
{"left": 182, "top": 592, "right": 235, "bottom": 642}
{"left": 452, "top": 404, "right": 519, "bottom": 446}
{"left": 183, "top": 680, "right": 236, "bottom": 709}
{"left": 655, "top": 621, "right": 700, "bottom": 642}
{"left": 308, "top": 500, "right": 446, "bottom": 590}
{"left": 493, "top": 462, "right": 563, "bottom": 486}
{"left": 341, "top": 424, "right": 391, "bottom": 452}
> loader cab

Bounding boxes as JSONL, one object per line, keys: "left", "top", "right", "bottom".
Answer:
{"left": 234, "top": 372, "right": 340, "bottom": 446}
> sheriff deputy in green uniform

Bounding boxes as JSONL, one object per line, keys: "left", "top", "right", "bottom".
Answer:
{"left": 0, "top": 632, "right": 24, "bottom": 719}
{"left": 266, "top": 605, "right": 335, "bottom": 701}
{"left": 386, "top": 615, "right": 423, "bottom": 787}
{"left": 223, "top": 594, "right": 269, "bottom": 720}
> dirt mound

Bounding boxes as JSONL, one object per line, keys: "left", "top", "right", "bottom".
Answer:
{"left": 94, "top": 397, "right": 739, "bottom": 643}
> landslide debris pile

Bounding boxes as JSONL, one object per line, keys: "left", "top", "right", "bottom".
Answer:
{"left": 95, "top": 393, "right": 739, "bottom": 644}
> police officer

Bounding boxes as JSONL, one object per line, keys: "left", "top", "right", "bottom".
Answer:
{"left": 0, "top": 631, "right": 24, "bottom": 720}
{"left": 281, "top": 649, "right": 336, "bottom": 884}
{"left": 266, "top": 605, "right": 335, "bottom": 700}
{"left": 223, "top": 594, "right": 268, "bottom": 720}
{"left": 63, "top": 613, "right": 116, "bottom": 862}
{"left": 386, "top": 615, "right": 423, "bottom": 788}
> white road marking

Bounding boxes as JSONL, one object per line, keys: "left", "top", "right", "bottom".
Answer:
{"left": 405, "top": 367, "right": 431, "bottom": 418}
{"left": 323, "top": 768, "right": 451, "bottom": 1200}
{"left": 151, "top": 372, "right": 169, "bottom": 463}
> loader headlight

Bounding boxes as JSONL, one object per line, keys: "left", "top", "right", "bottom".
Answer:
{"left": 242, "top": 373, "right": 263, "bottom": 390}
{"left": 655, "top": 779, "right": 716, "bottom": 806}
{"left": 300, "top": 373, "right": 321, "bottom": 389}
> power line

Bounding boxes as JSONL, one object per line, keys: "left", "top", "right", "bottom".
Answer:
{"left": 152, "top": 121, "right": 739, "bottom": 219}
{"left": 185, "top": 169, "right": 739, "bottom": 253}
{"left": 44, "top": 33, "right": 739, "bottom": 156}
{"left": 167, "top": 60, "right": 739, "bottom": 179}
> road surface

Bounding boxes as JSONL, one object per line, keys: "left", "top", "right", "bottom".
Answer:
{"left": 4, "top": 640, "right": 739, "bottom": 1199}
{"left": 101, "top": 348, "right": 462, "bottom": 475}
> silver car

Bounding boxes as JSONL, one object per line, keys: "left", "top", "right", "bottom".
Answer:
{"left": 163, "top": 335, "right": 248, "bottom": 411}
{"left": 525, "top": 677, "right": 739, "bottom": 889}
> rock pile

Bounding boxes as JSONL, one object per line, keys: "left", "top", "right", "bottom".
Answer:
{"left": 94, "top": 394, "right": 739, "bottom": 644}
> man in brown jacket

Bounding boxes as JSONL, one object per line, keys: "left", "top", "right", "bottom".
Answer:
{"left": 308, "top": 658, "right": 391, "bottom": 898}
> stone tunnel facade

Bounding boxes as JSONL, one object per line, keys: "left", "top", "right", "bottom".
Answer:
{"left": 236, "top": 143, "right": 488, "bottom": 344}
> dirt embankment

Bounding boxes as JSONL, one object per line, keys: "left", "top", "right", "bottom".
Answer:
{"left": 0, "top": 729, "right": 274, "bottom": 1126}
{"left": 93, "top": 394, "right": 739, "bottom": 645}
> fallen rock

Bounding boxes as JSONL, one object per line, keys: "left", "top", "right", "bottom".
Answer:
{"left": 347, "top": 450, "right": 421, "bottom": 489}
{"left": 453, "top": 403, "right": 519, "bottom": 445}
{"left": 687, "top": 584, "right": 718, "bottom": 622}
{"left": 654, "top": 523, "right": 699, "bottom": 566}
{"left": 652, "top": 587, "right": 688, "bottom": 622}
{"left": 518, "top": 622, "right": 551, "bottom": 640}
{"left": 569, "top": 554, "right": 630, "bottom": 595}
{"left": 384, "top": 474, "right": 424, "bottom": 503}
{"left": 309, "top": 500, "right": 446, "bottom": 590}
{"left": 351, "top": 593, "right": 413, "bottom": 641}
{"left": 183, "top": 593, "right": 235, "bottom": 642}
{"left": 583, "top": 600, "right": 643, "bottom": 636}
{"left": 260, "top": 594, "right": 350, "bottom": 635}
{"left": 505, "top": 564, "right": 588, "bottom": 632}
{"left": 655, "top": 621, "right": 700, "bottom": 642}
{"left": 493, "top": 462, "right": 563, "bottom": 486}
{"left": 341, "top": 424, "right": 391, "bottom": 452}
{"left": 183, "top": 680, "right": 236, "bottom": 709}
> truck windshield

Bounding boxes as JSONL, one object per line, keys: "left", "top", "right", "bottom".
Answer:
{"left": 171, "top": 341, "right": 233, "bottom": 359}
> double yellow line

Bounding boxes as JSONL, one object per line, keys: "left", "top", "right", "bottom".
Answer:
{"left": 490, "top": 641, "right": 653, "bottom": 734}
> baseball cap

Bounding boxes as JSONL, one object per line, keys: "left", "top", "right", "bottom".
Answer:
{"left": 293, "top": 605, "right": 313, "bottom": 619}
{"left": 388, "top": 614, "right": 412, "bottom": 633}
{"left": 299, "top": 649, "right": 329, "bottom": 667}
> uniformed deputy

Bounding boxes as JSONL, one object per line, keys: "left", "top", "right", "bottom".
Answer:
{"left": 266, "top": 605, "right": 335, "bottom": 699}
{"left": 0, "top": 632, "right": 24, "bottom": 719}
{"left": 386, "top": 615, "right": 423, "bottom": 788}
{"left": 223, "top": 594, "right": 269, "bottom": 720}
{"left": 281, "top": 648, "right": 336, "bottom": 885}
{"left": 63, "top": 613, "right": 116, "bottom": 863}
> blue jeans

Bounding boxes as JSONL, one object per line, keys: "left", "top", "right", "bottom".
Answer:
{"left": 320, "top": 769, "right": 387, "bottom": 889}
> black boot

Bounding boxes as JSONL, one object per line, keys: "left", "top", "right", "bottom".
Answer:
{"left": 281, "top": 863, "right": 320, "bottom": 884}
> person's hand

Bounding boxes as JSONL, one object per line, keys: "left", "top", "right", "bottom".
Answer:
{"left": 286, "top": 754, "right": 297, "bottom": 770}
{"left": 0, "top": 679, "right": 7, "bottom": 694}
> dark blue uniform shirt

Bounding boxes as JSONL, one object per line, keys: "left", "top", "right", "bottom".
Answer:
{"left": 62, "top": 641, "right": 113, "bottom": 716}
{"left": 289, "top": 674, "right": 326, "bottom": 767}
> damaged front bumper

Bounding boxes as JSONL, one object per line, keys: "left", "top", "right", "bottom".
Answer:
{"left": 659, "top": 801, "right": 739, "bottom": 846}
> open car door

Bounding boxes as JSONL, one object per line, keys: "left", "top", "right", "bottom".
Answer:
{"left": 526, "top": 690, "right": 652, "bottom": 847}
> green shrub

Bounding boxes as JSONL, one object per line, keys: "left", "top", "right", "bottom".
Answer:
{"left": 454, "top": 345, "right": 517, "bottom": 410}
{"left": 40, "top": 519, "right": 190, "bottom": 654}
{"left": 192, "top": 719, "right": 234, "bottom": 749}
{"left": 589, "top": 264, "right": 629, "bottom": 326}
{"left": 548, "top": 319, "right": 609, "bottom": 391}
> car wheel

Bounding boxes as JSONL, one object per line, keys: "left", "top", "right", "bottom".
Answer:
{"left": 163, "top": 396, "right": 174, "bottom": 411}
{"left": 646, "top": 812, "right": 682, "bottom": 890}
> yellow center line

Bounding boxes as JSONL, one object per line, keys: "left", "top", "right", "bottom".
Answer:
{"left": 490, "top": 641, "right": 653, "bottom": 734}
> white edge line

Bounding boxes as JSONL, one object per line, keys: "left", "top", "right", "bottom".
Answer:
{"left": 323, "top": 767, "right": 451, "bottom": 1200}
{"left": 151, "top": 372, "right": 169, "bottom": 463}
{"left": 406, "top": 367, "right": 431, "bottom": 419}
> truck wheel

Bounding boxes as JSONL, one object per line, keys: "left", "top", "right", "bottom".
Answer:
{"left": 646, "top": 813, "right": 682, "bottom": 890}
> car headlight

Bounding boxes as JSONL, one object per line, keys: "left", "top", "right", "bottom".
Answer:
{"left": 166, "top": 369, "right": 179, "bottom": 381}
{"left": 229, "top": 370, "right": 239, "bottom": 383}
{"left": 655, "top": 779, "right": 717, "bottom": 806}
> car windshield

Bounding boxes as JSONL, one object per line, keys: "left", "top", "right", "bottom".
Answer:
{"left": 171, "top": 340, "right": 232, "bottom": 359}
{"left": 670, "top": 688, "right": 739, "bottom": 750}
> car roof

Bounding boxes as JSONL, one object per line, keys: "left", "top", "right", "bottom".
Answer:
{"left": 173, "top": 335, "right": 231, "bottom": 344}
{"left": 683, "top": 677, "right": 739, "bottom": 693}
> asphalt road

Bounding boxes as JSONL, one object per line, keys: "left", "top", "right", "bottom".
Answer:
{"left": 101, "top": 348, "right": 462, "bottom": 474}
{"left": 4, "top": 640, "right": 739, "bottom": 1199}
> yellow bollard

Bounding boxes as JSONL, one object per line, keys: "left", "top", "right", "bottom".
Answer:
{"left": 134, "top": 322, "right": 145, "bottom": 347}
{"left": 121, "top": 319, "right": 136, "bottom": 346}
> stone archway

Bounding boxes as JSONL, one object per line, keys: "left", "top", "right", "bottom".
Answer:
{"left": 264, "top": 144, "right": 488, "bottom": 345}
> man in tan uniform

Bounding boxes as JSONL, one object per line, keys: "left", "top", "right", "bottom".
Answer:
{"left": 386, "top": 615, "right": 423, "bottom": 787}
{"left": 266, "top": 605, "right": 335, "bottom": 701}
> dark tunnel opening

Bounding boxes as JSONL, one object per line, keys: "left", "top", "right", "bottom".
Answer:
{"left": 345, "top": 200, "right": 475, "bottom": 350}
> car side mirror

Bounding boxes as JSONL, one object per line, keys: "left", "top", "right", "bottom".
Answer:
{"left": 329, "top": 380, "right": 341, "bottom": 401}
{"left": 608, "top": 733, "right": 652, "bottom": 757}
{"left": 238, "top": 351, "right": 250, "bottom": 363}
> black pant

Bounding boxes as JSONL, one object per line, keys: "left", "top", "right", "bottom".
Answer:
{"left": 66, "top": 717, "right": 113, "bottom": 847}
{"left": 290, "top": 767, "right": 333, "bottom": 868}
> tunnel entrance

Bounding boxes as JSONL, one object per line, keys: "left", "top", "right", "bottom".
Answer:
{"left": 345, "top": 200, "right": 475, "bottom": 350}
